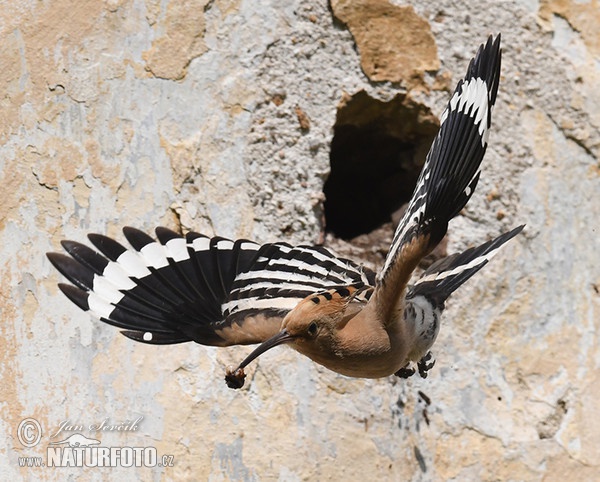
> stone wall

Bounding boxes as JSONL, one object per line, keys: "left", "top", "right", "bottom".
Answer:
{"left": 2, "top": 0, "right": 599, "bottom": 480}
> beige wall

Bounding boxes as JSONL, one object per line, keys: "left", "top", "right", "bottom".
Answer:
{"left": 2, "top": 0, "right": 599, "bottom": 480}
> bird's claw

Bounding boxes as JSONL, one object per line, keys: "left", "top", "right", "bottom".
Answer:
{"left": 395, "top": 366, "right": 416, "bottom": 379}
{"left": 417, "top": 352, "right": 436, "bottom": 379}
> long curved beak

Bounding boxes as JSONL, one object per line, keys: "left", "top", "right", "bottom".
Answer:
{"left": 225, "top": 329, "right": 295, "bottom": 389}
{"left": 238, "top": 329, "right": 295, "bottom": 370}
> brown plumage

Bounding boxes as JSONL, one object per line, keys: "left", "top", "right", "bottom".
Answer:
{"left": 48, "top": 35, "right": 524, "bottom": 391}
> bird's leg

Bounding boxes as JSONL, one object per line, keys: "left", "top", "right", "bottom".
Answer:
{"left": 395, "top": 364, "right": 416, "bottom": 379}
{"left": 417, "top": 352, "right": 436, "bottom": 378}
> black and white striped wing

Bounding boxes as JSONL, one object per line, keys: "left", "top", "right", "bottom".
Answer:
{"left": 378, "top": 35, "right": 502, "bottom": 285}
{"left": 48, "top": 227, "right": 375, "bottom": 347}
{"left": 224, "top": 243, "right": 375, "bottom": 322}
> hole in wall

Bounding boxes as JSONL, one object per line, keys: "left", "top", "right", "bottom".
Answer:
{"left": 323, "top": 90, "right": 440, "bottom": 240}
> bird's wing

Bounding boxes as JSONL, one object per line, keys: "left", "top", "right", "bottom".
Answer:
{"left": 374, "top": 35, "right": 502, "bottom": 313}
{"left": 48, "top": 227, "right": 375, "bottom": 347}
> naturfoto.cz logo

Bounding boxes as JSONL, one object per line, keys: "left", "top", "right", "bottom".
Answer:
{"left": 16, "top": 416, "right": 175, "bottom": 469}
{"left": 46, "top": 446, "right": 172, "bottom": 468}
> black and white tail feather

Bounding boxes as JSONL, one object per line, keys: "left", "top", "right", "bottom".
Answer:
{"left": 398, "top": 225, "right": 524, "bottom": 374}
{"left": 47, "top": 34, "right": 523, "bottom": 379}
{"left": 408, "top": 224, "right": 524, "bottom": 308}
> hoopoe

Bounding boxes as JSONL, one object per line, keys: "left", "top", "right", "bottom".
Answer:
{"left": 48, "top": 34, "right": 523, "bottom": 390}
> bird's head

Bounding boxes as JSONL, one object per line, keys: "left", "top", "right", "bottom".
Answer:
{"left": 225, "top": 287, "right": 368, "bottom": 388}
{"left": 283, "top": 288, "right": 354, "bottom": 339}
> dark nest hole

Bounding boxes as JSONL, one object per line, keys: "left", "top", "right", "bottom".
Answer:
{"left": 323, "top": 91, "right": 440, "bottom": 240}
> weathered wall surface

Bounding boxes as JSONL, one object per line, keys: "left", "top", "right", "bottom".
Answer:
{"left": 1, "top": 0, "right": 599, "bottom": 480}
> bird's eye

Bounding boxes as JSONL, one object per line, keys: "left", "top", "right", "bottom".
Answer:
{"left": 307, "top": 321, "right": 318, "bottom": 337}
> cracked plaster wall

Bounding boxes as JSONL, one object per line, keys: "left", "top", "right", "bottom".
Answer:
{"left": 1, "top": 0, "right": 599, "bottom": 480}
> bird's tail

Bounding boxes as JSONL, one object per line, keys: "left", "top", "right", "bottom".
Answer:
{"left": 407, "top": 225, "right": 524, "bottom": 307}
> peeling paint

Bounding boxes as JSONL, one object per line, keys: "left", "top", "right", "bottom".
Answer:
{"left": 331, "top": 0, "right": 440, "bottom": 84}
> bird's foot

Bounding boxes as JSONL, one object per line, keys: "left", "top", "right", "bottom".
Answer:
{"left": 395, "top": 365, "right": 416, "bottom": 379}
{"left": 417, "top": 352, "right": 436, "bottom": 379}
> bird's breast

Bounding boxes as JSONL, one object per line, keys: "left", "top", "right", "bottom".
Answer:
{"left": 294, "top": 305, "right": 410, "bottom": 378}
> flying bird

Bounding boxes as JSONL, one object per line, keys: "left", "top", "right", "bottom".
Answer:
{"left": 48, "top": 34, "right": 523, "bottom": 389}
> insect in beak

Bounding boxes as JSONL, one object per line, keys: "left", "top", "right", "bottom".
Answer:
{"left": 225, "top": 329, "right": 296, "bottom": 389}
